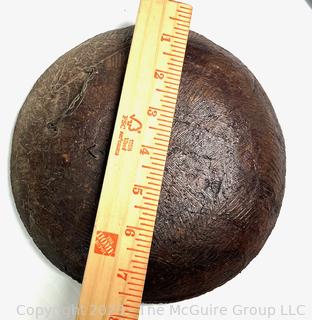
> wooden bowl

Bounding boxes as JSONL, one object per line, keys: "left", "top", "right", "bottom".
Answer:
{"left": 11, "top": 26, "right": 286, "bottom": 303}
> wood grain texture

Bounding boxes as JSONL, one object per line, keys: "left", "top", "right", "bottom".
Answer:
{"left": 11, "top": 26, "right": 286, "bottom": 303}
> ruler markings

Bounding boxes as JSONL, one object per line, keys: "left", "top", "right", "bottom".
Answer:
{"left": 165, "top": 85, "right": 179, "bottom": 91}
{"left": 163, "top": 51, "right": 184, "bottom": 58}
{"left": 142, "top": 212, "right": 157, "bottom": 218}
{"left": 143, "top": 201, "right": 159, "bottom": 206}
{"left": 160, "top": 99, "right": 176, "bottom": 105}
{"left": 158, "top": 123, "right": 172, "bottom": 128}
{"left": 169, "top": 47, "right": 185, "bottom": 53}
{"left": 154, "top": 136, "right": 170, "bottom": 142}
{"left": 148, "top": 106, "right": 174, "bottom": 114}
{"left": 135, "top": 205, "right": 156, "bottom": 212}
{"left": 149, "top": 126, "right": 171, "bottom": 133}
{"left": 142, "top": 196, "right": 158, "bottom": 201}
{"left": 172, "top": 48, "right": 184, "bottom": 54}
{"left": 76, "top": 0, "right": 192, "bottom": 319}
{"left": 177, "top": 22, "right": 190, "bottom": 27}
{"left": 141, "top": 145, "right": 166, "bottom": 152}
{"left": 137, "top": 235, "right": 153, "bottom": 240}
{"left": 150, "top": 156, "right": 166, "bottom": 162}
{"left": 127, "top": 247, "right": 149, "bottom": 255}
{"left": 156, "top": 88, "right": 178, "bottom": 95}
{"left": 156, "top": 132, "right": 171, "bottom": 138}
{"left": 174, "top": 26, "right": 189, "bottom": 32}
{"left": 164, "top": 81, "right": 179, "bottom": 86}
{"left": 159, "top": 114, "right": 174, "bottom": 120}
{"left": 134, "top": 238, "right": 152, "bottom": 244}
{"left": 110, "top": 313, "right": 137, "bottom": 320}
{"left": 128, "top": 286, "right": 144, "bottom": 292}
{"left": 177, "top": 9, "right": 191, "bottom": 14}
{"left": 175, "top": 31, "right": 188, "bottom": 37}
{"left": 126, "top": 299, "right": 141, "bottom": 304}
{"left": 125, "top": 311, "right": 140, "bottom": 315}
{"left": 162, "top": 32, "right": 187, "bottom": 40}
{"left": 126, "top": 225, "right": 153, "bottom": 233}
{"left": 123, "top": 304, "right": 140, "bottom": 310}
{"left": 155, "top": 68, "right": 180, "bottom": 76}
{"left": 163, "top": 95, "right": 177, "bottom": 100}
{"left": 170, "top": 16, "right": 190, "bottom": 23}
{"left": 178, "top": 14, "right": 191, "bottom": 20}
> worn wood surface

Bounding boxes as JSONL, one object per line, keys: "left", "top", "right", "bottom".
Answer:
{"left": 11, "top": 26, "right": 286, "bottom": 303}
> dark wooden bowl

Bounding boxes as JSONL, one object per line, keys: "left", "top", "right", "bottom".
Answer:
{"left": 11, "top": 26, "right": 286, "bottom": 303}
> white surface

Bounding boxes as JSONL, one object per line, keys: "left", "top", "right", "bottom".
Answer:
{"left": 1, "top": 0, "right": 312, "bottom": 319}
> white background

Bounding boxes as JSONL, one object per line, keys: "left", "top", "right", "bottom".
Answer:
{"left": 1, "top": 0, "right": 312, "bottom": 319}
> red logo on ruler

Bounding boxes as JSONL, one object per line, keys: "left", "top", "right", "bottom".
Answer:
{"left": 94, "top": 231, "right": 118, "bottom": 257}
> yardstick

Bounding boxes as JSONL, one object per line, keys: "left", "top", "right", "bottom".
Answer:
{"left": 76, "top": 0, "right": 192, "bottom": 319}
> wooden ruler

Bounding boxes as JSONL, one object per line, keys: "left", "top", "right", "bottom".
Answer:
{"left": 76, "top": 1, "right": 192, "bottom": 319}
